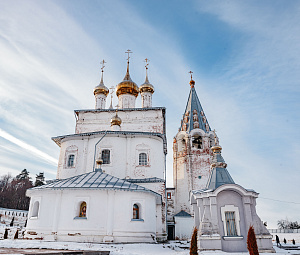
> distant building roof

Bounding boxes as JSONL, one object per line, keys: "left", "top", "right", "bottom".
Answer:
{"left": 29, "top": 171, "right": 161, "bottom": 199}
{"left": 174, "top": 210, "right": 192, "bottom": 217}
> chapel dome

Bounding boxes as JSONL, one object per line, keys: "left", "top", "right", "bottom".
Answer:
{"left": 111, "top": 113, "right": 122, "bottom": 126}
{"left": 139, "top": 77, "right": 154, "bottom": 94}
{"left": 93, "top": 80, "right": 109, "bottom": 96}
{"left": 116, "top": 65, "right": 139, "bottom": 97}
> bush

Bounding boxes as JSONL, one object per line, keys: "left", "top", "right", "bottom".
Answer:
{"left": 247, "top": 225, "right": 259, "bottom": 255}
{"left": 190, "top": 227, "right": 198, "bottom": 255}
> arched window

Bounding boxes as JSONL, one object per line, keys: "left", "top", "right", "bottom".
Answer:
{"left": 133, "top": 204, "right": 139, "bottom": 219}
{"left": 192, "top": 135, "right": 202, "bottom": 149}
{"left": 102, "top": 150, "right": 110, "bottom": 164}
{"left": 67, "top": 154, "right": 75, "bottom": 167}
{"left": 79, "top": 202, "right": 87, "bottom": 217}
{"left": 139, "top": 153, "right": 147, "bottom": 166}
{"left": 31, "top": 201, "right": 39, "bottom": 217}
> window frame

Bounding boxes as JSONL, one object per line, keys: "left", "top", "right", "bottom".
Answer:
{"left": 67, "top": 154, "right": 75, "bottom": 167}
{"left": 221, "top": 205, "right": 241, "bottom": 237}
{"left": 101, "top": 149, "right": 111, "bottom": 165}
{"left": 138, "top": 152, "right": 148, "bottom": 166}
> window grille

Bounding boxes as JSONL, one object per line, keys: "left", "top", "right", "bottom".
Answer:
{"left": 68, "top": 154, "right": 75, "bottom": 167}
{"left": 225, "top": 211, "right": 238, "bottom": 236}
{"left": 102, "top": 150, "right": 110, "bottom": 164}
{"left": 133, "top": 204, "right": 139, "bottom": 219}
{"left": 139, "top": 153, "right": 148, "bottom": 165}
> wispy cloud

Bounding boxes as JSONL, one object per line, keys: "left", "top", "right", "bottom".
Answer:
{"left": 0, "top": 128, "right": 57, "bottom": 165}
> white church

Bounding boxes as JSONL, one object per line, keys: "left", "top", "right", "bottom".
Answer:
{"left": 25, "top": 53, "right": 274, "bottom": 252}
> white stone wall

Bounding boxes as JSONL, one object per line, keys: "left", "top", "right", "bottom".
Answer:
{"left": 95, "top": 94, "right": 107, "bottom": 109}
{"left": 56, "top": 134, "right": 165, "bottom": 180}
{"left": 75, "top": 108, "right": 165, "bottom": 135}
{"left": 25, "top": 189, "right": 158, "bottom": 243}
{"left": 118, "top": 94, "right": 136, "bottom": 109}
{"left": 174, "top": 216, "right": 194, "bottom": 240}
{"left": 141, "top": 92, "right": 152, "bottom": 108}
{"left": 173, "top": 129, "right": 215, "bottom": 215}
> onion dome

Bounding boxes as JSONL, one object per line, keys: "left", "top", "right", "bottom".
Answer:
{"left": 211, "top": 144, "right": 222, "bottom": 153}
{"left": 116, "top": 61, "right": 139, "bottom": 97}
{"left": 93, "top": 67, "right": 109, "bottom": 96}
{"left": 211, "top": 130, "right": 222, "bottom": 153}
{"left": 110, "top": 112, "right": 122, "bottom": 126}
{"left": 139, "top": 70, "right": 155, "bottom": 94}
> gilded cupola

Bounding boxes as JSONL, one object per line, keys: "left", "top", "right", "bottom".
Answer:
{"left": 140, "top": 58, "right": 154, "bottom": 108}
{"left": 94, "top": 60, "right": 109, "bottom": 109}
{"left": 116, "top": 51, "right": 139, "bottom": 98}
{"left": 111, "top": 113, "right": 122, "bottom": 126}
{"left": 94, "top": 60, "right": 109, "bottom": 97}
{"left": 111, "top": 110, "right": 122, "bottom": 131}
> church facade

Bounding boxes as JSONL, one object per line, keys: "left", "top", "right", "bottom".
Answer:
{"left": 25, "top": 54, "right": 274, "bottom": 252}
{"left": 25, "top": 56, "right": 167, "bottom": 242}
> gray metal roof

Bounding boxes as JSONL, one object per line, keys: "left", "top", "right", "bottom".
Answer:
{"left": 125, "top": 177, "right": 165, "bottom": 183}
{"left": 206, "top": 167, "right": 235, "bottom": 190}
{"left": 29, "top": 171, "right": 161, "bottom": 198}
{"left": 52, "top": 130, "right": 166, "bottom": 148}
{"left": 206, "top": 150, "right": 235, "bottom": 190}
{"left": 74, "top": 107, "right": 165, "bottom": 114}
{"left": 174, "top": 210, "right": 192, "bottom": 217}
{"left": 180, "top": 86, "right": 211, "bottom": 133}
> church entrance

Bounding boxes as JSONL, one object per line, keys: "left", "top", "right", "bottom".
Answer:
{"left": 167, "top": 225, "right": 175, "bottom": 240}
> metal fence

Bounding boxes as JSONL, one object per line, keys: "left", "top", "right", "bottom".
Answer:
{"left": 268, "top": 229, "right": 300, "bottom": 233}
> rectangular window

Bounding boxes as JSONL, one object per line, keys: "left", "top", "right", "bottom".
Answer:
{"left": 139, "top": 153, "right": 147, "bottom": 165}
{"left": 102, "top": 150, "right": 110, "bottom": 164}
{"left": 167, "top": 192, "right": 171, "bottom": 199}
{"left": 225, "top": 211, "right": 237, "bottom": 236}
{"left": 68, "top": 155, "right": 75, "bottom": 167}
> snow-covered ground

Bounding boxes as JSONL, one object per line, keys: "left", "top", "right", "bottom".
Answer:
{"left": 0, "top": 238, "right": 299, "bottom": 255}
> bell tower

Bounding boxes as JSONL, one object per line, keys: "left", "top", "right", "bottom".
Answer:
{"left": 173, "top": 74, "right": 217, "bottom": 215}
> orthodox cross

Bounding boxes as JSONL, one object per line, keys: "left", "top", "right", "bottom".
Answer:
{"left": 144, "top": 58, "right": 150, "bottom": 77}
{"left": 213, "top": 129, "right": 218, "bottom": 145}
{"left": 100, "top": 59, "right": 106, "bottom": 73}
{"left": 144, "top": 58, "right": 150, "bottom": 69}
{"left": 125, "top": 49, "right": 132, "bottom": 63}
{"left": 189, "top": 71, "right": 193, "bottom": 80}
{"left": 109, "top": 86, "right": 115, "bottom": 109}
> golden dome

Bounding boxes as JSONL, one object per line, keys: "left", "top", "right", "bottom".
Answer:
{"left": 190, "top": 79, "right": 195, "bottom": 88}
{"left": 211, "top": 145, "right": 222, "bottom": 153}
{"left": 139, "top": 75, "right": 155, "bottom": 94}
{"left": 111, "top": 113, "right": 122, "bottom": 126}
{"left": 116, "top": 64, "right": 139, "bottom": 97}
{"left": 93, "top": 75, "right": 109, "bottom": 96}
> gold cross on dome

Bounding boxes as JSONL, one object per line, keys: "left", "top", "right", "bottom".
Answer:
{"left": 189, "top": 71, "right": 193, "bottom": 79}
{"left": 144, "top": 58, "right": 150, "bottom": 69}
{"left": 100, "top": 59, "right": 106, "bottom": 73}
{"left": 213, "top": 129, "right": 218, "bottom": 145}
{"left": 125, "top": 49, "right": 132, "bottom": 62}
{"left": 110, "top": 86, "right": 115, "bottom": 95}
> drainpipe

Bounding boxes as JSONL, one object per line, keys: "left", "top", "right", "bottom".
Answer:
{"left": 92, "top": 131, "right": 108, "bottom": 172}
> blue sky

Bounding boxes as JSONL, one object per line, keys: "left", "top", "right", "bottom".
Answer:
{"left": 0, "top": 0, "right": 299, "bottom": 228}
